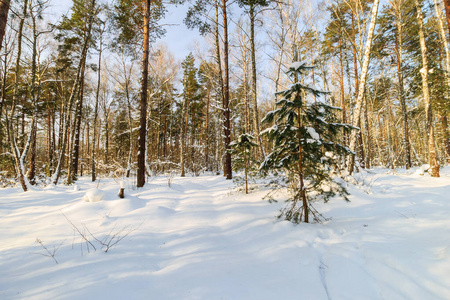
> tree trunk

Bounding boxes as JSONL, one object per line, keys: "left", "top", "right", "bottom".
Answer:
{"left": 27, "top": 8, "right": 39, "bottom": 185}
{"left": 394, "top": 22, "right": 411, "bottom": 169}
{"left": 443, "top": 0, "right": 450, "bottom": 39}
{"left": 222, "top": 0, "right": 232, "bottom": 180}
{"left": 297, "top": 106, "right": 308, "bottom": 223}
{"left": 348, "top": 0, "right": 380, "bottom": 174}
{"left": 125, "top": 63, "right": 133, "bottom": 178}
{"left": 137, "top": 0, "right": 151, "bottom": 187}
{"left": 0, "top": 0, "right": 10, "bottom": 52}
{"left": 7, "top": 0, "right": 29, "bottom": 191}
{"left": 249, "top": 4, "right": 265, "bottom": 160}
{"left": 339, "top": 35, "right": 346, "bottom": 143}
{"left": 92, "top": 27, "right": 103, "bottom": 182}
{"left": 415, "top": 0, "right": 440, "bottom": 177}
{"left": 180, "top": 95, "right": 189, "bottom": 177}
{"left": 205, "top": 90, "right": 210, "bottom": 171}
{"left": 47, "top": 105, "right": 53, "bottom": 176}
{"left": 70, "top": 59, "right": 86, "bottom": 181}
{"left": 104, "top": 113, "right": 109, "bottom": 164}
{"left": 440, "top": 114, "right": 450, "bottom": 163}
{"left": 52, "top": 4, "right": 93, "bottom": 185}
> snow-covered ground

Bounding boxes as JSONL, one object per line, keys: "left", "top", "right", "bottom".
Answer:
{"left": 1, "top": 168, "right": 450, "bottom": 299}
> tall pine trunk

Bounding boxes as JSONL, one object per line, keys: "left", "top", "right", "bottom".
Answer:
{"left": 222, "top": 0, "right": 232, "bottom": 179}
{"left": 137, "top": 0, "right": 151, "bottom": 187}
{"left": 249, "top": 4, "right": 265, "bottom": 160}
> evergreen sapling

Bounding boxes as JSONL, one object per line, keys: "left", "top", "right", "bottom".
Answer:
{"left": 260, "top": 62, "right": 356, "bottom": 223}
{"left": 230, "top": 133, "right": 258, "bottom": 194}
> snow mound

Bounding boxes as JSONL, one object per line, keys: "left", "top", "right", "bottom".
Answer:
{"left": 414, "top": 164, "right": 430, "bottom": 175}
{"left": 82, "top": 189, "right": 105, "bottom": 202}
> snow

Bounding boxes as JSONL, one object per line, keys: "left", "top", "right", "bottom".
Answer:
{"left": 290, "top": 62, "right": 303, "bottom": 70}
{"left": 306, "top": 127, "right": 320, "bottom": 141}
{"left": 1, "top": 168, "right": 450, "bottom": 299}
{"left": 260, "top": 125, "right": 278, "bottom": 135}
{"left": 81, "top": 189, "right": 105, "bottom": 202}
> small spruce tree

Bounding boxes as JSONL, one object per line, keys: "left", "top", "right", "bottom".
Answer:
{"left": 230, "top": 133, "right": 258, "bottom": 194}
{"left": 260, "top": 62, "right": 355, "bottom": 223}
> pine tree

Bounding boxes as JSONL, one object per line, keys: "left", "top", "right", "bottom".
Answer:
{"left": 180, "top": 53, "right": 203, "bottom": 177}
{"left": 261, "top": 63, "right": 354, "bottom": 223}
{"left": 113, "top": 0, "right": 166, "bottom": 187}
{"left": 230, "top": 133, "right": 257, "bottom": 194}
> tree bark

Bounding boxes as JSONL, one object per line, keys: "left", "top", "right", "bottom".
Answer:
{"left": 222, "top": 0, "right": 232, "bottom": 179}
{"left": 443, "top": 0, "right": 450, "bottom": 39}
{"left": 297, "top": 105, "right": 308, "bottom": 223}
{"left": 70, "top": 58, "right": 86, "bottom": 181}
{"left": 92, "top": 27, "right": 103, "bottom": 181}
{"left": 137, "top": 0, "right": 151, "bottom": 187}
{"left": 347, "top": 0, "right": 380, "bottom": 174}
{"left": 249, "top": 4, "right": 265, "bottom": 160}
{"left": 414, "top": 0, "right": 439, "bottom": 177}
{"left": 394, "top": 20, "right": 412, "bottom": 169}
{"left": 27, "top": 6, "right": 39, "bottom": 185}
{"left": 7, "top": 0, "right": 29, "bottom": 191}
{"left": 52, "top": 4, "right": 93, "bottom": 185}
{"left": 0, "top": 0, "right": 10, "bottom": 52}
{"left": 180, "top": 95, "right": 189, "bottom": 177}
{"left": 440, "top": 114, "right": 450, "bottom": 163}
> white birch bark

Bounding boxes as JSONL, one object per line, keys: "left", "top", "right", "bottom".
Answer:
{"left": 347, "top": 0, "right": 381, "bottom": 174}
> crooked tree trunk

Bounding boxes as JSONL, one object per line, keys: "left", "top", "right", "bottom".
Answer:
{"left": 415, "top": 0, "right": 439, "bottom": 177}
{"left": 137, "top": 0, "right": 151, "bottom": 187}
{"left": 348, "top": 0, "right": 380, "bottom": 174}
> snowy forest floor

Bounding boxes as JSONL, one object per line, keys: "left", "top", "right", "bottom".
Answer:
{"left": 1, "top": 167, "right": 450, "bottom": 299}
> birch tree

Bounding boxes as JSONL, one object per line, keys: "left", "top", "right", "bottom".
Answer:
{"left": 347, "top": 0, "right": 380, "bottom": 174}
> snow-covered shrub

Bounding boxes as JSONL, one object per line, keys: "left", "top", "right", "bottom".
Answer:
{"left": 82, "top": 189, "right": 105, "bottom": 202}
